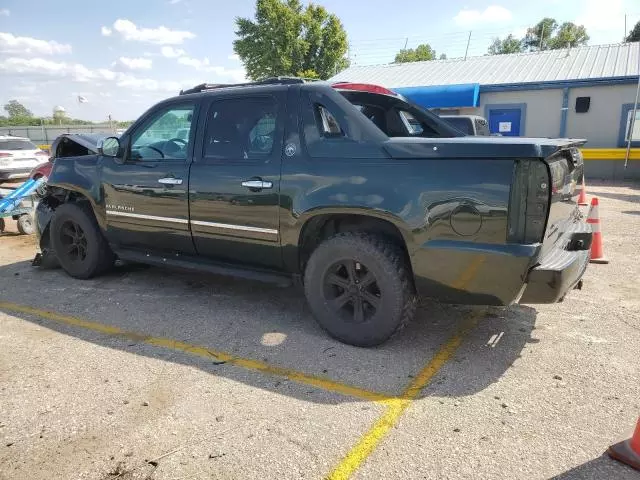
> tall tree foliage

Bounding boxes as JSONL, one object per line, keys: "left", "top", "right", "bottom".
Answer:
{"left": 627, "top": 21, "right": 640, "bottom": 42}
{"left": 488, "top": 35, "right": 523, "bottom": 55}
{"left": 394, "top": 44, "right": 438, "bottom": 63}
{"left": 524, "top": 17, "right": 558, "bottom": 51}
{"left": 234, "top": 0, "right": 348, "bottom": 80}
{"left": 4, "top": 100, "right": 33, "bottom": 119}
{"left": 488, "top": 17, "right": 589, "bottom": 55}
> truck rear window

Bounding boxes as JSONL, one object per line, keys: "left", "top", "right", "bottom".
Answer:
{"left": 0, "top": 140, "right": 37, "bottom": 150}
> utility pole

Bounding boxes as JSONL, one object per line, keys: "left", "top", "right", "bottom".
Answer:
{"left": 464, "top": 31, "right": 472, "bottom": 60}
{"left": 540, "top": 23, "right": 546, "bottom": 50}
{"left": 624, "top": 14, "right": 627, "bottom": 42}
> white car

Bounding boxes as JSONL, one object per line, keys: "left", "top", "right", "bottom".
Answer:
{"left": 0, "top": 135, "right": 49, "bottom": 180}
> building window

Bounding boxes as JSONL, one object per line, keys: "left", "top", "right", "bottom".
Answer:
{"left": 625, "top": 109, "right": 640, "bottom": 142}
{"left": 618, "top": 104, "right": 640, "bottom": 147}
{"left": 575, "top": 96, "right": 590, "bottom": 113}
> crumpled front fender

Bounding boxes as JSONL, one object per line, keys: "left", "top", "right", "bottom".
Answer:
{"left": 35, "top": 199, "right": 55, "bottom": 248}
{"left": 33, "top": 199, "right": 60, "bottom": 269}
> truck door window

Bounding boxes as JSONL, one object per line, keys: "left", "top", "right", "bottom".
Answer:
{"left": 130, "top": 105, "right": 194, "bottom": 161}
{"left": 203, "top": 96, "right": 278, "bottom": 162}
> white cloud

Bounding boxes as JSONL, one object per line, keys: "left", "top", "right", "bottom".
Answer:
{"left": 0, "top": 32, "right": 72, "bottom": 55}
{"left": 115, "top": 74, "right": 182, "bottom": 92}
{"left": 228, "top": 53, "right": 240, "bottom": 61}
{"left": 177, "top": 55, "right": 209, "bottom": 69}
{"left": 0, "top": 56, "right": 184, "bottom": 93}
{"left": 115, "top": 56, "right": 153, "bottom": 70}
{"left": 161, "top": 46, "right": 186, "bottom": 58}
{"left": 0, "top": 9, "right": 9, "bottom": 16}
{"left": 169, "top": 0, "right": 182, "bottom": 4}
{"left": 175, "top": 55, "right": 246, "bottom": 81}
{"left": 0, "top": 57, "right": 98, "bottom": 81}
{"left": 101, "top": 26, "right": 112, "bottom": 36}
{"left": 97, "top": 68, "right": 117, "bottom": 80}
{"left": 111, "top": 18, "right": 195, "bottom": 45}
{"left": 454, "top": 5, "right": 512, "bottom": 26}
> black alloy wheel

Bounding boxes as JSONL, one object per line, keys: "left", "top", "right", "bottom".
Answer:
{"left": 323, "top": 260, "right": 381, "bottom": 324}
{"left": 59, "top": 219, "right": 88, "bottom": 263}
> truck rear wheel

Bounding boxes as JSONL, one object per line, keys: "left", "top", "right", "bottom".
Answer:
{"left": 50, "top": 203, "right": 114, "bottom": 279}
{"left": 304, "top": 232, "right": 416, "bottom": 347}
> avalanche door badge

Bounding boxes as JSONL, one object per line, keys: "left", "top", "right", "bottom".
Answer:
{"left": 284, "top": 143, "right": 296, "bottom": 157}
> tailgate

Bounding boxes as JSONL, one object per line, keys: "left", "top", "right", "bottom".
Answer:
{"left": 507, "top": 140, "right": 586, "bottom": 258}
{"left": 541, "top": 145, "right": 585, "bottom": 257}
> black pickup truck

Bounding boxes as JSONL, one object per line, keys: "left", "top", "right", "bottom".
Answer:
{"left": 34, "top": 78, "right": 591, "bottom": 346}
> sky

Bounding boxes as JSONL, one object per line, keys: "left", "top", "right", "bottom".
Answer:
{"left": 0, "top": 0, "right": 639, "bottom": 121}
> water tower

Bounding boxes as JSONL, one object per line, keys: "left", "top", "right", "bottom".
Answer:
{"left": 53, "top": 105, "right": 66, "bottom": 125}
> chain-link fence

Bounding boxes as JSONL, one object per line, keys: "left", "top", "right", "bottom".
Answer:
{"left": 0, "top": 124, "right": 118, "bottom": 145}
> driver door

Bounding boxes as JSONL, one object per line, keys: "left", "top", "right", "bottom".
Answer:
{"left": 101, "top": 101, "right": 197, "bottom": 255}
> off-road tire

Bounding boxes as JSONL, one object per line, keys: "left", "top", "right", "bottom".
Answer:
{"left": 0, "top": 218, "right": 5, "bottom": 233}
{"left": 17, "top": 214, "right": 35, "bottom": 235}
{"left": 304, "top": 232, "right": 416, "bottom": 347}
{"left": 50, "top": 202, "right": 114, "bottom": 279}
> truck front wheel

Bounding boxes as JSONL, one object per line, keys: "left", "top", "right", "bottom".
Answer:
{"left": 50, "top": 203, "right": 114, "bottom": 279}
{"left": 304, "top": 232, "right": 416, "bottom": 347}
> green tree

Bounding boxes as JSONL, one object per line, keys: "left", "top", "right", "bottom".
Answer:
{"left": 394, "top": 43, "right": 437, "bottom": 63}
{"left": 627, "top": 21, "right": 640, "bottom": 42}
{"left": 297, "top": 69, "right": 320, "bottom": 79}
{"left": 234, "top": 0, "right": 348, "bottom": 80}
{"left": 524, "top": 17, "right": 558, "bottom": 51}
{"left": 4, "top": 100, "right": 33, "bottom": 119}
{"left": 547, "top": 22, "right": 589, "bottom": 49}
{"left": 439, "top": 53, "right": 447, "bottom": 60}
{"left": 488, "top": 34, "right": 524, "bottom": 55}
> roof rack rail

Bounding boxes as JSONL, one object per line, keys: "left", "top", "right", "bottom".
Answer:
{"left": 179, "top": 76, "right": 312, "bottom": 95}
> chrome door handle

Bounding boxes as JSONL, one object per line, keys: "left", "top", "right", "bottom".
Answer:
{"left": 241, "top": 180, "right": 273, "bottom": 189}
{"left": 158, "top": 177, "right": 183, "bottom": 185}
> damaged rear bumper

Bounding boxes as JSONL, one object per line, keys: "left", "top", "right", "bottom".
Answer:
{"left": 519, "top": 222, "right": 592, "bottom": 304}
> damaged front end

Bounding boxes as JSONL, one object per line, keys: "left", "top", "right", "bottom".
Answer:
{"left": 32, "top": 194, "right": 60, "bottom": 268}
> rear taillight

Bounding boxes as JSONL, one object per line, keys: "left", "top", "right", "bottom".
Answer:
{"left": 332, "top": 82, "right": 398, "bottom": 96}
{"left": 507, "top": 159, "right": 550, "bottom": 244}
{"left": 0, "top": 152, "right": 13, "bottom": 157}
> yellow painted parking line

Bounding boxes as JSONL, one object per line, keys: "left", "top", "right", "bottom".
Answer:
{"left": 326, "top": 310, "right": 482, "bottom": 480}
{"left": 0, "top": 301, "right": 392, "bottom": 403}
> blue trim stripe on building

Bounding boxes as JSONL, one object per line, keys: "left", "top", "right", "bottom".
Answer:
{"left": 480, "top": 76, "right": 639, "bottom": 93}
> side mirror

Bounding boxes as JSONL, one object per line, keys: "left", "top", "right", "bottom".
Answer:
{"left": 98, "top": 137, "right": 121, "bottom": 157}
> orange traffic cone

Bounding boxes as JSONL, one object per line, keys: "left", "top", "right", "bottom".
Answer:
{"left": 586, "top": 197, "right": 609, "bottom": 264}
{"left": 577, "top": 176, "right": 588, "bottom": 206}
{"left": 608, "top": 417, "right": 640, "bottom": 471}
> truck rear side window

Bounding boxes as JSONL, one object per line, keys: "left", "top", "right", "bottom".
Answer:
{"left": 203, "top": 96, "right": 279, "bottom": 162}
{"left": 316, "top": 105, "right": 344, "bottom": 137}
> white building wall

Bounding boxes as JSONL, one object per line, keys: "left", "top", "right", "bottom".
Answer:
{"left": 565, "top": 84, "right": 639, "bottom": 147}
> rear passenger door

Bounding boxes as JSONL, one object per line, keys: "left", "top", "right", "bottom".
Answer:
{"left": 188, "top": 93, "right": 285, "bottom": 269}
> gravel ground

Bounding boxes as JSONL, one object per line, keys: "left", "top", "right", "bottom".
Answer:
{"left": 0, "top": 183, "right": 638, "bottom": 480}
